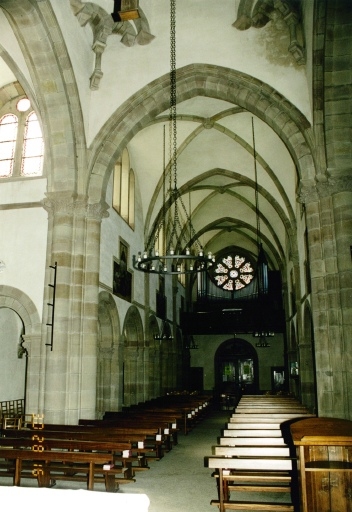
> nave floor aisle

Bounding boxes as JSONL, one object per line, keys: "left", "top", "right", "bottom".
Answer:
{"left": 122, "top": 408, "right": 229, "bottom": 512}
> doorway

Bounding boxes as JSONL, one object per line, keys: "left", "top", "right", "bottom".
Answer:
{"left": 214, "top": 337, "right": 259, "bottom": 406}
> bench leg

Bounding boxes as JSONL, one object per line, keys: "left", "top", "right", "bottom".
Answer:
{"left": 104, "top": 473, "right": 119, "bottom": 492}
{"left": 36, "top": 465, "right": 51, "bottom": 488}
{"left": 14, "top": 458, "right": 22, "bottom": 486}
{"left": 88, "top": 462, "right": 94, "bottom": 490}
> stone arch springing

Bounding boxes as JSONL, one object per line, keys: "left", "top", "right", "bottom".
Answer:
{"left": 97, "top": 291, "right": 121, "bottom": 418}
{"left": 122, "top": 305, "right": 144, "bottom": 406}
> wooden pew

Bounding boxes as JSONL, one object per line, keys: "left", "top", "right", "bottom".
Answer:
{"left": 212, "top": 446, "right": 293, "bottom": 498}
{"left": 0, "top": 437, "right": 135, "bottom": 491}
{"left": 222, "top": 428, "right": 283, "bottom": 438}
{"left": 219, "top": 436, "right": 287, "bottom": 446}
{"left": 226, "top": 422, "right": 282, "bottom": 430}
{"left": 1, "top": 428, "right": 151, "bottom": 470}
{"left": 230, "top": 413, "right": 315, "bottom": 421}
{"left": 214, "top": 445, "right": 291, "bottom": 457}
{"left": 29, "top": 424, "right": 166, "bottom": 460}
{"left": 119, "top": 393, "right": 212, "bottom": 434}
{"left": 207, "top": 456, "right": 295, "bottom": 512}
{"left": 0, "top": 447, "right": 120, "bottom": 491}
{"left": 79, "top": 416, "right": 178, "bottom": 451}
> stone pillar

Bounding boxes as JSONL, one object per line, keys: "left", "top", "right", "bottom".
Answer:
{"left": 42, "top": 192, "right": 108, "bottom": 423}
{"left": 301, "top": 177, "right": 352, "bottom": 419}
{"left": 96, "top": 347, "right": 113, "bottom": 418}
{"left": 123, "top": 346, "right": 138, "bottom": 406}
{"left": 136, "top": 345, "right": 145, "bottom": 403}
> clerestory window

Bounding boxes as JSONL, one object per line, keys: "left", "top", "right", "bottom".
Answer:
{"left": 113, "top": 147, "right": 135, "bottom": 229}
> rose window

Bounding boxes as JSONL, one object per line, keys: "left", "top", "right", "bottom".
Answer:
{"left": 212, "top": 254, "right": 254, "bottom": 291}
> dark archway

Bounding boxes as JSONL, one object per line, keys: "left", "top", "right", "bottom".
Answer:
{"left": 215, "top": 337, "right": 259, "bottom": 406}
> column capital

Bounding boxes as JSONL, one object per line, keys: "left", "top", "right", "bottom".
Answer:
{"left": 42, "top": 192, "right": 109, "bottom": 221}
{"left": 298, "top": 173, "right": 352, "bottom": 204}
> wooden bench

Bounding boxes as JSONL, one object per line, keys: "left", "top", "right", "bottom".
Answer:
{"left": 219, "top": 436, "right": 288, "bottom": 446}
{"left": 0, "top": 436, "right": 137, "bottom": 491}
{"left": 207, "top": 456, "right": 295, "bottom": 512}
{"left": 0, "top": 447, "right": 123, "bottom": 491}
{"left": 1, "top": 428, "right": 151, "bottom": 470}
{"left": 213, "top": 445, "right": 291, "bottom": 457}
{"left": 222, "top": 428, "right": 284, "bottom": 438}
{"left": 226, "top": 422, "right": 282, "bottom": 430}
{"left": 212, "top": 446, "right": 293, "bottom": 498}
{"left": 79, "top": 417, "right": 178, "bottom": 451}
{"left": 119, "top": 394, "right": 212, "bottom": 434}
{"left": 26, "top": 424, "right": 166, "bottom": 461}
{"left": 229, "top": 413, "right": 315, "bottom": 422}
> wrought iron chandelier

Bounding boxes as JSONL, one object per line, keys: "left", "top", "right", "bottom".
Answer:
{"left": 133, "top": 0, "right": 215, "bottom": 275}
{"left": 251, "top": 117, "right": 271, "bottom": 346}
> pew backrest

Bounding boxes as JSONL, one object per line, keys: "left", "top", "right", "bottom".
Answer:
{"left": 207, "top": 456, "right": 293, "bottom": 471}
{"left": 219, "top": 436, "right": 287, "bottom": 446}
{"left": 222, "top": 429, "right": 283, "bottom": 438}
{"left": 213, "top": 445, "right": 291, "bottom": 457}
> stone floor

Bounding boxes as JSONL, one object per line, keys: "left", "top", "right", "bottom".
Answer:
{"left": 0, "top": 408, "right": 296, "bottom": 511}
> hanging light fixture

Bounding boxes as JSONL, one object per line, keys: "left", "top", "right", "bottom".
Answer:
{"left": 154, "top": 322, "right": 174, "bottom": 341}
{"left": 255, "top": 336, "right": 271, "bottom": 348}
{"left": 133, "top": 0, "right": 215, "bottom": 275}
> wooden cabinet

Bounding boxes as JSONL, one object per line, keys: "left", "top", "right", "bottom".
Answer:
{"left": 290, "top": 417, "right": 352, "bottom": 512}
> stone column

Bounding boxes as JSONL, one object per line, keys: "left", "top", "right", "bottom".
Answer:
{"left": 42, "top": 192, "right": 108, "bottom": 423}
{"left": 301, "top": 177, "right": 352, "bottom": 419}
{"left": 96, "top": 347, "right": 113, "bottom": 418}
{"left": 123, "top": 346, "right": 138, "bottom": 406}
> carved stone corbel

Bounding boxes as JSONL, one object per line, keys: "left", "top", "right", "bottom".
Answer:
{"left": 70, "top": 1, "right": 154, "bottom": 90}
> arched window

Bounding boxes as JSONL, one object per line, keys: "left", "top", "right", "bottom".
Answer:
{"left": 113, "top": 147, "right": 135, "bottom": 229}
{"left": 21, "top": 112, "right": 44, "bottom": 176}
{"left": 0, "top": 114, "right": 18, "bottom": 178}
{"left": 0, "top": 98, "right": 44, "bottom": 179}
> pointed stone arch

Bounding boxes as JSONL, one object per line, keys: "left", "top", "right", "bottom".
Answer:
{"left": 88, "top": 64, "right": 315, "bottom": 206}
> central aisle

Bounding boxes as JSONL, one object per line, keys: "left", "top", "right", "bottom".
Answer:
{"left": 121, "top": 409, "right": 229, "bottom": 512}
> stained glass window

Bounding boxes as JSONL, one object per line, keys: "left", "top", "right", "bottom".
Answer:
{"left": 211, "top": 253, "right": 254, "bottom": 291}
